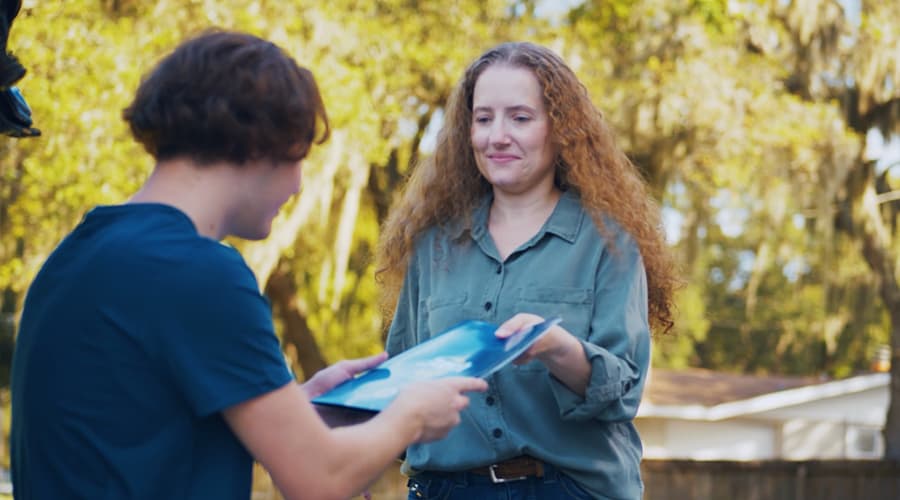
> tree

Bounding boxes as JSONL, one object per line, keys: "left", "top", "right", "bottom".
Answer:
{"left": 0, "top": 1, "right": 544, "bottom": 383}
{"left": 237, "top": 0, "right": 538, "bottom": 376}
{"left": 754, "top": 0, "right": 900, "bottom": 457}
{"left": 4, "top": 0, "right": 896, "bottom": 462}
{"left": 558, "top": 0, "right": 868, "bottom": 374}
{"left": 562, "top": 0, "right": 899, "bottom": 455}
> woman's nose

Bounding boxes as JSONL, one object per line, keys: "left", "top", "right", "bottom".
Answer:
{"left": 488, "top": 120, "right": 510, "bottom": 145}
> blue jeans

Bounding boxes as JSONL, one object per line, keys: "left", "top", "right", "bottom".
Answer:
{"left": 406, "top": 462, "right": 593, "bottom": 500}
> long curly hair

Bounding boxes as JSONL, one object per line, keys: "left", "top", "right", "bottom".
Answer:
{"left": 376, "top": 42, "right": 678, "bottom": 333}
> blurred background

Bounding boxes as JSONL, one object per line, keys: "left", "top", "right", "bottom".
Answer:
{"left": 0, "top": 0, "right": 897, "bottom": 498}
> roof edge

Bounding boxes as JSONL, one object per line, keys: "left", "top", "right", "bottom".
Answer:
{"left": 637, "top": 372, "right": 889, "bottom": 421}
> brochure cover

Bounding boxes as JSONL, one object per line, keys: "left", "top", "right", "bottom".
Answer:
{"left": 312, "top": 316, "right": 562, "bottom": 418}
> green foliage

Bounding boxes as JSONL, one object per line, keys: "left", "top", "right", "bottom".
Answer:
{"left": 237, "top": 0, "right": 538, "bottom": 365}
{"left": 557, "top": 0, "right": 896, "bottom": 378}
{"left": 0, "top": 0, "right": 896, "bottom": 388}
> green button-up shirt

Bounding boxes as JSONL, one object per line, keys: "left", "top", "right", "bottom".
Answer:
{"left": 386, "top": 190, "right": 650, "bottom": 500}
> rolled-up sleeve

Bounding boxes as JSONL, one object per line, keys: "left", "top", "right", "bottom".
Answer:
{"left": 549, "top": 231, "right": 650, "bottom": 422}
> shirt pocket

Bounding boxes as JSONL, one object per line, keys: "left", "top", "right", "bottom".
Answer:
{"left": 423, "top": 293, "right": 469, "bottom": 340}
{"left": 514, "top": 287, "right": 593, "bottom": 372}
{"left": 516, "top": 287, "right": 593, "bottom": 330}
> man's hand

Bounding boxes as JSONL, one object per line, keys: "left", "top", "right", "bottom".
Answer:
{"left": 388, "top": 376, "right": 488, "bottom": 442}
{"left": 302, "top": 352, "right": 388, "bottom": 399}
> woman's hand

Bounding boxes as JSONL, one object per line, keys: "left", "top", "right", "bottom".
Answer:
{"left": 496, "top": 313, "right": 590, "bottom": 394}
{"left": 495, "top": 313, "right": 572, "bottom": 365}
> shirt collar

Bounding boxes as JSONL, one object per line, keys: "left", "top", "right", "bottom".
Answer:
{"left": 543, "top": 190, "right": 583, "bottom": 243}
{"left": 467, "top": 189, "right": 583, "bottom": 244}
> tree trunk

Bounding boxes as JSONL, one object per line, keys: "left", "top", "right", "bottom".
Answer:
{"left": 839, "top": 158, "right": 900, "bottom": 458}
{"left": 878, "top": 269, "right": 900, "bottom": 459}
{"left": 265, "top": 263, "right": 327, "bottom": 381}
{"left": 0, "top": 286, "right": 17, "bottom": 387}
{"left": 328, "top": 151, "right": 368, "bottom": 310}
{"left": 855, "top": 196, "right": 900, "bottom": 458}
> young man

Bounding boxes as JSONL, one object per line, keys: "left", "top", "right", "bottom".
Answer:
{"left": 9, "top": 30, "right": 486, "bottom": 500}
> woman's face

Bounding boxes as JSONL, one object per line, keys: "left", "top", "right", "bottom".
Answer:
{"left": 470, "top": 64, "right": 556, "bottom": 196}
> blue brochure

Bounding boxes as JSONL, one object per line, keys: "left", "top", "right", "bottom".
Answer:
{"left": 312, "top": 316, "right": 562, "bottom": 415}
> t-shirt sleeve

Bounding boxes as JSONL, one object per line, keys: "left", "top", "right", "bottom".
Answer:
{"left": 158, "top": 244, "right": 294, "bottom": 417}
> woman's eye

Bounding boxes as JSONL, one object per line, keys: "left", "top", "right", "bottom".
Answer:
{"left": 474, "top": 116, "right": 491, "bottom": 124}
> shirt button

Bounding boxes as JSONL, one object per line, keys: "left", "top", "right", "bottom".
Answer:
{"left": 486, "top": 396, "right": 495, "bottom": 406}
{"left": 484, "top": 302, "right": 492, "bottom": 311}
{"left": 495, "top": 265, "right": 502, "bottom": 274}
{"left": 492, "top": 428, "right": 503, "bottom": 438}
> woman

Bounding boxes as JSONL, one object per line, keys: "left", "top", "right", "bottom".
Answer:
{"left": 376, "top": 42, "right": 678, "bottom": 500}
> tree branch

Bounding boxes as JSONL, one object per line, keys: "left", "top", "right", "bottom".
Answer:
{"left": 876, "top": 190, "right": 900, "bottom": 205}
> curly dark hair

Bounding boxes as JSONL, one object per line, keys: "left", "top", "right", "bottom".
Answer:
{"left": 123, "top": 29, "right": 329, "bottom": 165}
{"left": 377, "top": 42, "right": 679, "bottom": 333}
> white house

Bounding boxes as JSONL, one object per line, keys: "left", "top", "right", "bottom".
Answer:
{"left": 635, "top": 368, "right": 889, "bottom": 461}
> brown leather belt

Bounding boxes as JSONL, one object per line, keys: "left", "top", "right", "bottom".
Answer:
{"left": 468, "top": 456, "right": 544, "bottom": 483}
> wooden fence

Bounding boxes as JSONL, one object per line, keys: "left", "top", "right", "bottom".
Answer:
{"left": 254, "top": 459, "right": 900, "bottom": 499}
{"left": 642, "top": 459, "right": 900, "bottom": 500}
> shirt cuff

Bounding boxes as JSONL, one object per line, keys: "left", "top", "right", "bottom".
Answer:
{"left": 548, "top": 339, "right": 641, "bottom": 421}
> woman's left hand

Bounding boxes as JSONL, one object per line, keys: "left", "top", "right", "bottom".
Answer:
{"left": 495, "top": 313, "right": 572, "bottom": 365}
{"left": 496, "top": 313, "right": 591, "bottom": 394}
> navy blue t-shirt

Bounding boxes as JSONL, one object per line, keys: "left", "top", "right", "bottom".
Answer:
{"left": 10, "top": 204, "right": 294, "bottom": 499}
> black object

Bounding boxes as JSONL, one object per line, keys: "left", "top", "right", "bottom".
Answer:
{"left": 0, "top": 86, "right": 38, "bottom": 137}
{"left": 0, "top": 0, "right": 24, "bottom": 89}
{"left": 0, "top": 0, "right": 38, "bottom": 138}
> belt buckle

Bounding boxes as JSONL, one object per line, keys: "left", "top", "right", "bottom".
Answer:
{"left": 488, "top": 464, "right": 527, "bottom": 483}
